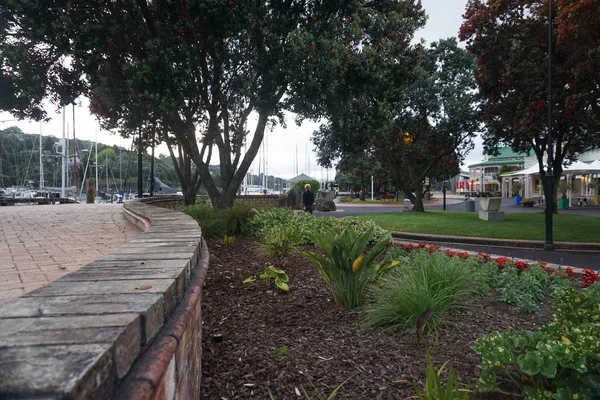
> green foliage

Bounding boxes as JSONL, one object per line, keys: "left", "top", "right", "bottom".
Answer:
{"left": 471, "top": 259, "right": 500, "bottom": 296}
{"left": 511, "top": 180, "right": 523, "bottom": 197}
{"left": 260, "top": 266, "right": 289, "bottom": 292}
{"left": 557, "top": 180, "right": 575, "bottom": 197}
{"left": 498, "top": 265, "right": 549, "bottom": 313}
{"left": 209, "top": 254, "right": 220, "bottom": 265}
{"left": 294, "top": 179, "right": 320, "bottom": 193}
{"left": 220, "top": 234, "right": 235, "bottom": 246}
{"left": 250, "top": 207, "right": 390, "bottom": 245}
{"left": 474, "top": 284, "right": 600, "bottom": 398}
{"left": 312, "top": 38, "right": 480, "bottom": 212}
{"left": 303, "top": 227, "right": 392, "bottom": 308}
{"left": 2, "top": 0, "right": 429, "bottom": 209}
{"left": 363, "top": 251, "right": 475, "bottom": 331}
{"left": 181, "top": 202, "right": 253, "bottom": 239}
{"left": 460, "top": 0, "right": 600, "bottom": 196}
{"left": 258, "top": 224, "right": 302, "bottom": 261}
{"left": 274, "top": 346, "right": 289, "bottom": 357}
{"left": 412, "top": 354, "right": 471, "bottom": 400}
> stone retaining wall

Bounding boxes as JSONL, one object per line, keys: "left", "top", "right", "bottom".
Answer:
{"left": 0, "top": 199, "right": 208, "bottom": 399}
{"left": 144, "top": 194, "right": 280, "bottom": 209}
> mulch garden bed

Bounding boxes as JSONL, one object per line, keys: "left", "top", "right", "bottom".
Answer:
{"left": 200, "top": 237, "right": 556, "bottom": 399}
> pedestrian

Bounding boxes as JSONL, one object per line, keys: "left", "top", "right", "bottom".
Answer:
{"left": 302, "top": 183, "right": 314, "bottom": 214}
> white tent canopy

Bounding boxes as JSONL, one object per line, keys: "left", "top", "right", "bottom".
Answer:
{"left": 563, "top": 160, "right": 600, "bottom": 174}
{"left": 504, "top": 160, "right": 600, "bottom": 177}
{"left": 504, "top": 164, "right": 540, "bottom": 176}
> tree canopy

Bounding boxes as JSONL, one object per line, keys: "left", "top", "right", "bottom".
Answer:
{"left": 1, "top": 0, "right": 427, "bottom": 208}
{"left": 460, "top": 0, "right": 600, "bottom": 208}
{"left": 313, "top": 38, "right": 480, "bottom": 211}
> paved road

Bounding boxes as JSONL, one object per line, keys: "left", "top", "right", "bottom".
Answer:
{"left": 0, "top": 204, "right": 141, "bottom": 303}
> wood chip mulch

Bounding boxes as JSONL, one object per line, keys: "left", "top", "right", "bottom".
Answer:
{"left": 200, "top": 237, "right": 555, "bottom": 399}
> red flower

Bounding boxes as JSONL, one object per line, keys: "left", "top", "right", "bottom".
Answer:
{"left": 495, "top": 257, "right": 508, "bottom": 269}
{"left": 582, "top": 269, "right": 599, "bottom": 287}
{"left": 427, "top": 245, "right": 440, "bottom": 254}
{"left": 566, "top": 267, "right": 574, "bottom": 276}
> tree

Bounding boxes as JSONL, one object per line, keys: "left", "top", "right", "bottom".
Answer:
{"left": 556, "top": 0, "right": 600, "bottom": 132}
{"left": 460, "top": 0, "right": 600, "bottom": 212}
{"left": 313, "top": 39, "right": 480, "bottom": 211}
{"left": 335, "top": 152, "right": 387, "bottom": 198}
{"left": 1, "top": 0, "right": 426, "bottom": 209}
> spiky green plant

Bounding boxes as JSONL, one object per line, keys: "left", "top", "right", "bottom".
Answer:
{"left": 303, "top": 227, "right": 392, "bottom": 308}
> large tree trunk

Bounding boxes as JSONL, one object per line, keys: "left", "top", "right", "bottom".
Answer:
{"left": 538, "top": 159, "right": 561, "bottom": 214}
{"left": 413, "top": 182, "right": 425, "bottom": 212}
{"left": 166, "top": 138, "right": 201, "bottom": 206}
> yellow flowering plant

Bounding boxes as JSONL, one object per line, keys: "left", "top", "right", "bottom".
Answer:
{"left": 473, "top": 284, "right": 600, "bottom": 399}
{"left": 303, "top": 227, "right": 393, "bottom": 308}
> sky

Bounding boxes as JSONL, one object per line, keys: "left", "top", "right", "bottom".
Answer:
{"left": 0, "top": 0, "right": 481, "bottom": 181}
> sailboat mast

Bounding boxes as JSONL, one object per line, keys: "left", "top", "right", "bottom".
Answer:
{"left": 95, "top": 131, "right": 98, "bottom": 194}
{"left": 61, "top": 107, "right": 66, "bottom": 197}
{"left": 72, "top": 104, "right": 77, "bottom": 196}
{"left": 39, "top": 121, "right": 44, "bottom": 190}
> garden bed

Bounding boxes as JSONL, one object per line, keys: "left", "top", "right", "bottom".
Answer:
{"left": 200, "top": 237, "right": 556, "bottom": 399}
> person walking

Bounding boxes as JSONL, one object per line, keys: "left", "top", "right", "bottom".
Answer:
{"left": 302, "top": 183, "right": 315, "bottom": 214}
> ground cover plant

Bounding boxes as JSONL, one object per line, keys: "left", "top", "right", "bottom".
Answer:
{"left": 474, "top": 283, "right": 600, "bottom": 399}
{"left": 184, "top": 204, "right": 595, "bottom": 398}
{"left": 201, "top": 235, "right": 558, "bottom": 399}
{"left": 358, "top": 211, "right": 600, "bottom": 242}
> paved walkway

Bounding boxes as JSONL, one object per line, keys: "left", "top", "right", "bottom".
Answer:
{"left": 0, "top": 204, "right": 141, "bottom": 303}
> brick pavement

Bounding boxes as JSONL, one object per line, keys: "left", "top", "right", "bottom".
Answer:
{"left": 0, "top": 204, "right": 141, "bottom": 303}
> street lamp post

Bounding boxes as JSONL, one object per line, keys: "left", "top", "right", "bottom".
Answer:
{"left": 545, "top": 0, "right": 554, "bottom": 251}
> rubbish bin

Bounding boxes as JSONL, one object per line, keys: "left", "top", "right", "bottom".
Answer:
{"left": 465, "top": 198, "right": 476, "bottom": 212}
{"left": 403, "top": 199, "right": 411, "bottom": 210}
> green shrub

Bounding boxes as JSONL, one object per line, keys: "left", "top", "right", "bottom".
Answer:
{"left": 181, "top": 202, "right": 227, "bottom": 238}
{"left": 474, "top": 284, "right": 600, "bottom": 399}
{"left": 180, "top": 202, "right": 253, "bottom": 239}
{"left": 258, "top": 224, "right": 302, "bottom": 260}
{"left": 363, "top": 251, "right": 474, "bottom": 332}
{"left": 498, "top": 264, "right": 549, "bottom": 313}
{"left": 303, "top": 227, "right": 393, "bottom": 308}
{"left": 249, "top": 207, "right": 390, "bottom": 245}
{"left": 294, "top": 179, "right": 320, "bottom": 193}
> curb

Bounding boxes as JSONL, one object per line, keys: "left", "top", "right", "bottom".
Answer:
{"left": 391, "top": 231, "right": 600, "bottom": 252}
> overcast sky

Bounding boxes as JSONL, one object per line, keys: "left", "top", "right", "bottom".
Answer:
{"left": 0, "top": 0, "right": 480, "bottom": 180}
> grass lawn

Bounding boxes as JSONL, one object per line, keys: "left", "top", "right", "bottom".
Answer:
{"left": 358, "top": 211, "right": 600, "bottom": 242}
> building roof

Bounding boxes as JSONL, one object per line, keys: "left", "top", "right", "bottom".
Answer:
{"left": 468, "top": 159, "right": 526, "bottom": 168}
{"left": 287, "top": 173, "right": 315, "bottom": 182}
{"left": 468, "top": 146, "right": 531, "bottom": 169}
{"left": 486, "top": 147, "right": 530, "bottom": 159}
